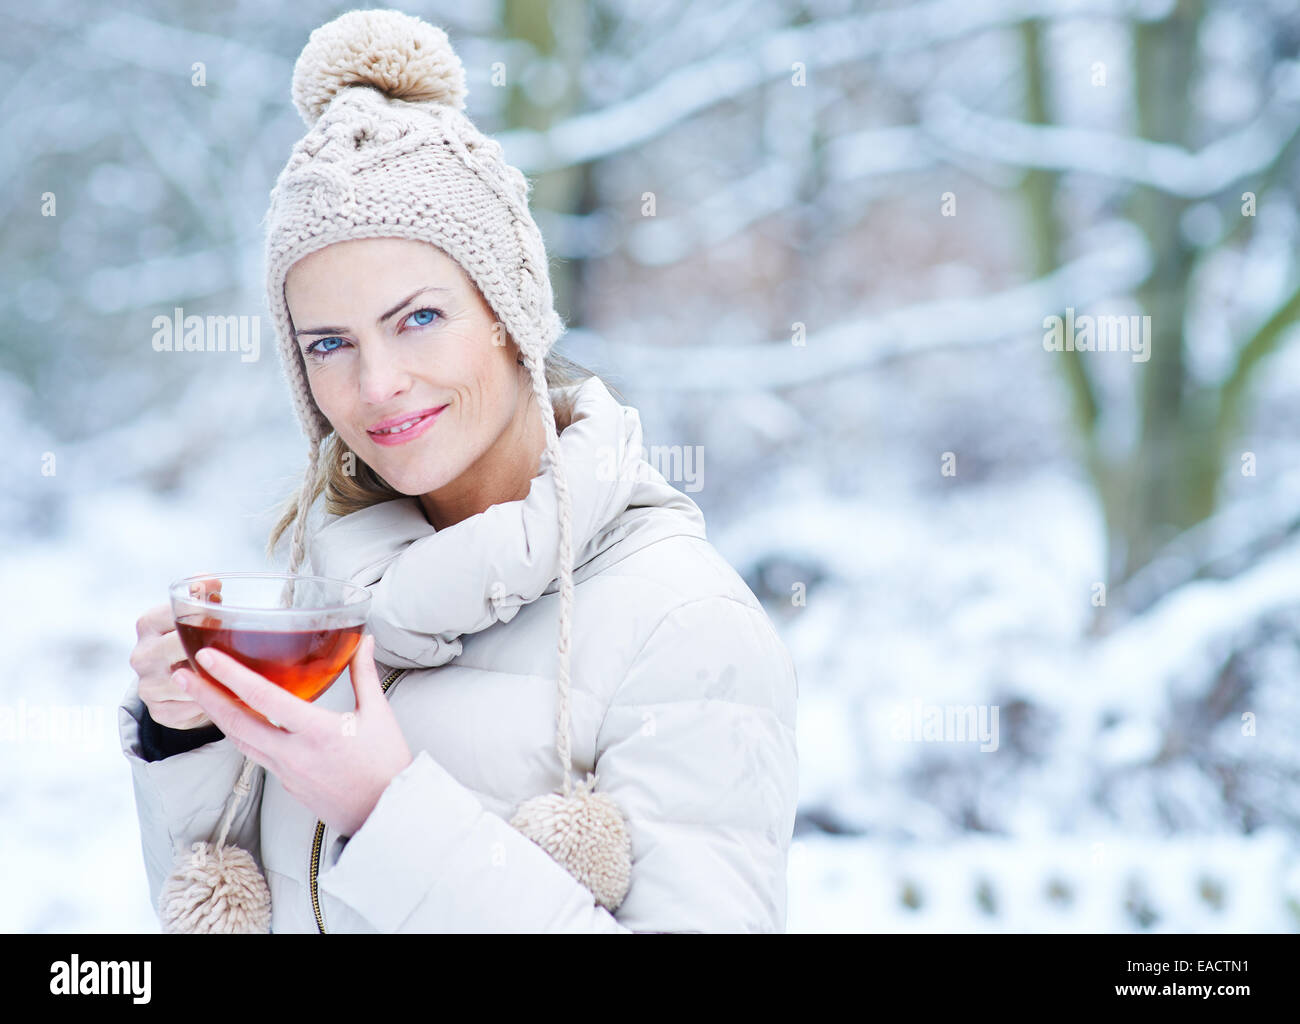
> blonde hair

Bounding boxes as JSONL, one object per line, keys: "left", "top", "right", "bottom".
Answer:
{"left": 265, "top": 350, "right": 625, "bottom": 563}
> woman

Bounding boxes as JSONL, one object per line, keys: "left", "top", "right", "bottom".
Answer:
{"left": 120, "top": 9, "right": 799, "bottom": 933}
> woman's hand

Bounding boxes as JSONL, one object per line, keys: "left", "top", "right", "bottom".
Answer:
{"left": 171, "top": 633, "right": 414, "bottom": 837}
{"left": 131, "top": 582, "right": 222, "bottom": 730}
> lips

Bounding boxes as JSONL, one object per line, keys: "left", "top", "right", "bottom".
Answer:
{"left": 367, "top": 404, "right": 448, "bottom": 446}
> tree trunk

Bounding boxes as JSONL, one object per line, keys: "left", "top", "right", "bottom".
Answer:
{"left": 1122, "top": 0, "right": 1209, "bottom": 579}
{"left": 502, "top": 0, "right": 590, "bottom": 326}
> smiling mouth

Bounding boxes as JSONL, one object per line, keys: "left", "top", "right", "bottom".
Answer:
{"left": 371, "top": 416, "right": 426, "bottom": 436}
{"left": 367, "top": 405, "right": 448, "bottom": 437}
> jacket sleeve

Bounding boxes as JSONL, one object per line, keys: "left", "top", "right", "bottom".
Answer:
{"left": 316, "top": 595, "right": 799, "bottom": 932}
{"left": 137, "top": 707, "right": 226, "bottom": 761}
{"left": 118, "top": 676, "right": 267, "bottom": 918}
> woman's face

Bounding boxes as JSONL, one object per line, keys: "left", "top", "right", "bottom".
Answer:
{"left": 284, "top": 236, "right": 539, "bottom": 524}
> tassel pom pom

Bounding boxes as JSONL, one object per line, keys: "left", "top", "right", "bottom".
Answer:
{"left": 510, "top": 774, "right": 632, "bottom": 913}
{"left": 158, "top": 841, "right": 272, "bottom": 934}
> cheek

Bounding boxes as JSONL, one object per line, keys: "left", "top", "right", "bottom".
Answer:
{"left": 475, "top": 362, "right": 518, "bottom": 424}
{"left": 305, "top": 365, "right": 350, "bottom": 421}
{"left": 306, "top": 370, "right": 370, "bottom": 453}
{"left": 446, "top": 342, "right": 507, "bottom": 416}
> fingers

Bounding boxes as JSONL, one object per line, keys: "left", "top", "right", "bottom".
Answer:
{"left": 350, "top": 634, "right": 379, "bottom": 711}
{"left": 138, "top": 670, "right": 206, "bottom": 725}
{"left": 138, "top": 669, "right": 197, "bottom": 705}
{"left": 135, "top": 603, "right": 174, "bottom": 641}
{"left": 132, "top": 630, "right": 192, "bottom": 693}
{"left": 133, "top": 586, "right": 223, "bottom": 729}
{"left": 163, "top": 629, "right": 192, "bottom": 673}
{"left": 146, "top": 698, "right": 214, "bottom": 730}
{"left": 178, "top": 664, "right": 287, "bottom": 753}
{"left": 189, "top": 647, "right": 317, "bottom": 735}
{"left": 189, "top": 577, "right": 223, "bottom": 603}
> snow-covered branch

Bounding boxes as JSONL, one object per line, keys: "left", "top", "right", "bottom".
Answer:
{"left": 564, "top": 221, "right": 1152, "bottom": 391}
{"left": 499, "top": 0, "right": 1168, "bottom": 174}
{"left": 920, "top": 70, "right": 1300, "bottom": 198}
{"left": 537, "top": 124, "right": 935, "bottom": 264}
{"left": 826, "top": 125, "right": 936, "bottom": 184}
{"left": 85, "top": 246, "right": 244, "bottom": 314}
{"left": 1109, "top": 465, "right": 1300, "bottom": 618}
{"left": 83, "top": 12, "right": 289, "bottom": 99}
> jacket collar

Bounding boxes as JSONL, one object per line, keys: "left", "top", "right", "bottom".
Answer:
{"left": 308, "top": 375, "right": 706, "bottom": 668}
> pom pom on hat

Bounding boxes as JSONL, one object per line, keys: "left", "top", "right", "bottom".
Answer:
{"left": 291, "top": 8, "right": 468, "bottom": 127}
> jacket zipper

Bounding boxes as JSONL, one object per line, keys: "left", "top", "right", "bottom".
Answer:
{"left": 310, "top": 665, "right": 408, "bottom": 934}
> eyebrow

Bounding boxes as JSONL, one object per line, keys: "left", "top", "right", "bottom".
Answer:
{"left": 294, "top": 286, "right": 450, "bottom": 339}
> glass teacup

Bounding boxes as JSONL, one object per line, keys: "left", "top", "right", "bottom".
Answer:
{"left": 168, "top": 572, "right": 371, "bottom": 714}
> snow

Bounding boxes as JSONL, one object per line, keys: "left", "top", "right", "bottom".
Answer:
{"left": 921, "top": 83, "right": 1300, "bottom": 198}
{"left": 788, "top": 828, "right": 1296, "bottom": 932}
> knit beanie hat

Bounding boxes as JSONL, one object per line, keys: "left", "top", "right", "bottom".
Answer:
{"left": 157, "top": 8, "right": 631, "bottom": 933}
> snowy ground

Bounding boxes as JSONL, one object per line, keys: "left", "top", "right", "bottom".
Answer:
{"left": 787, "top": 829, "right": 1299, "bottom": 932}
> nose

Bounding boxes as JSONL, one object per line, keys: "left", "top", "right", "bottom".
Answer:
{"left": 356, "top": 334, "right": 411, "bottom": 407}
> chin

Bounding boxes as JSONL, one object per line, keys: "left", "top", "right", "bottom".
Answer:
{"left": 377, "top": 464, "right": 454, "bottom": 498}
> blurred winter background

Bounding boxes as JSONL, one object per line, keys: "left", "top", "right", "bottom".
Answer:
{"left": 2, "top": 0, "right": 1299, "bottom": 932}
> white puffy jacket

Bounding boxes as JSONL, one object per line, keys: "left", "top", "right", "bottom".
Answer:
{"left": 119, "top": 377, "right": 799, "bottom": 932}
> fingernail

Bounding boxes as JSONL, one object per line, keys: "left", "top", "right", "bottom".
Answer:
{"left": 172, "top": 670, "right": 188, "bottom": 690}
{"left": 196, "top": 649, "right": 216, "bottom": 670}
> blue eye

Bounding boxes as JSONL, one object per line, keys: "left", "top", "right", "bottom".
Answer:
{"left": 406, "top": 308, "right": 440, "bottom": 327}
{"left": 304, "top": 308, "right": 440, "bottom": 360}
{"left": 306, "top": 336, "right": 347, "bottom": 358}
